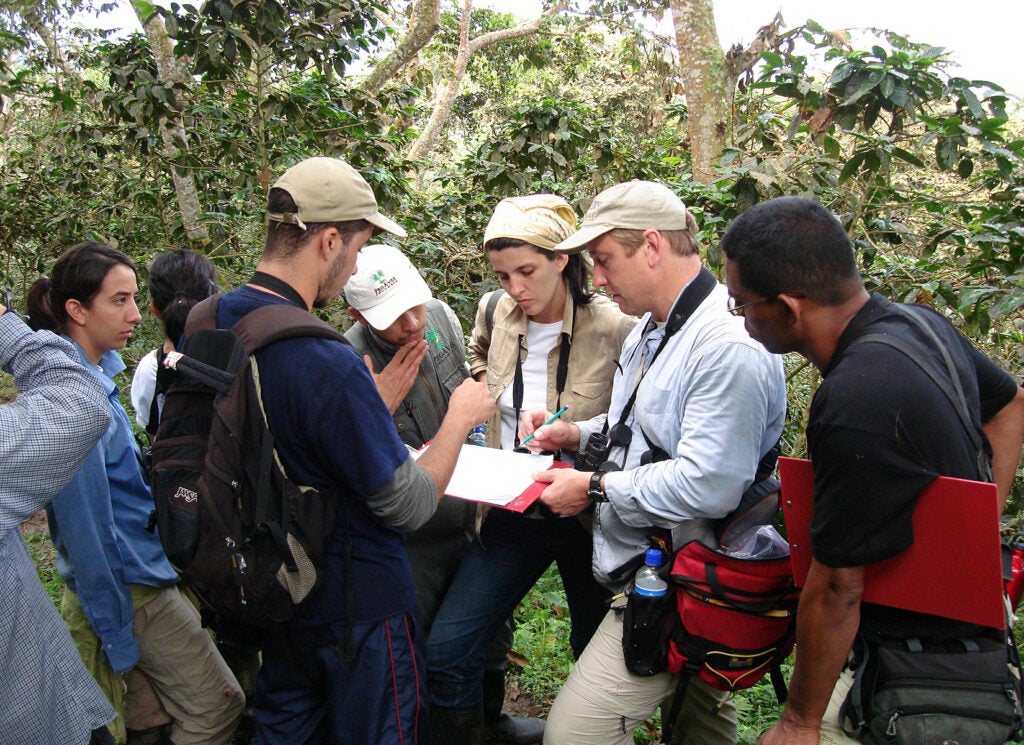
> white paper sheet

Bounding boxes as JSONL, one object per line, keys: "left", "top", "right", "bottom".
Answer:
{"left": 412, "top": 444, "right": 553, "bottom": 506}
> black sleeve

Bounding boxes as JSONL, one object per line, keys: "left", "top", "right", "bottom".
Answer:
{"left": 962, "top": 338, "right": 1019, "bottom": 422}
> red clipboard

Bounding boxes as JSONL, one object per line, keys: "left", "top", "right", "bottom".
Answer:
{"left": 501, "top": 461, "right": 572, "bottom": 512}
{"left": 778, "top": 456, "right": 1005, "bottom": 629}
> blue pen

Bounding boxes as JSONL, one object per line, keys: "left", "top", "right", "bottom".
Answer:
{"left": 520, "top": 405, "right": 569, "bottom": 447}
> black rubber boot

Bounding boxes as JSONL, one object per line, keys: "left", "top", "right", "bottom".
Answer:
{"left": 431, "top": 703, "right": 484, "bottom": 745}
{"left": 125, "top": 724, "right": 172, "bottom": 745}
{"left": 483, "top": 668, "right": 506, "bottom": 727}
{"left": 482, "top": 669, "right": 545, "bottom": 745}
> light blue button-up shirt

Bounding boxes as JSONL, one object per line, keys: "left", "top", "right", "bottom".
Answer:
{"left": 577, "top": 280, "right": 787, "bottom": 590}
{"left": 47, "top": 339, "right": 179, "bottom": 674}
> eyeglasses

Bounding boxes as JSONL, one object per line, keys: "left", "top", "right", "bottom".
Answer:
{"left": 727, "top": 295, "right": 770, "bottom": 316}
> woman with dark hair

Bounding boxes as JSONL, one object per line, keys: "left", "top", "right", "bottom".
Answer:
{"left": 426, "top": 195, "right": 637, "bottom": 744}
{"left": 27, "top": 242, "right": 243, "bottom": 745}
{"left": 130, "top": 249, "right": 217, "bottom": 439}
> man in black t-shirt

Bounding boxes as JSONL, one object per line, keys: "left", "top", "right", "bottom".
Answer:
{"left": 720, "top": 196, "right": 1024, "bottom": 745}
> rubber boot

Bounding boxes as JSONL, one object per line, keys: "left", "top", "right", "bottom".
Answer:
{"left": 483, "top": 668, "right": 505, "bottom": 726}
{"left": 432, "top": 703, "right": 484, "bottom": 745}
{"left": 88, "top": 727, "right": 116, "bottom": 745}
{"left": 482, "top": 669, "right": 545, "bottom": 745}
{"left": 125, "top": 724, "right": 172, "bottom": 745}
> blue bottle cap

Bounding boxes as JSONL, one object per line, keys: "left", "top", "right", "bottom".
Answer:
{"left": 644, "top": 548, "right": 663, "bottom": 566}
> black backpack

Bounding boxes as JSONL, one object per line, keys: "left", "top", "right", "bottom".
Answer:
{"left": 150, "top": 295, "right": 346, "bottom": 627}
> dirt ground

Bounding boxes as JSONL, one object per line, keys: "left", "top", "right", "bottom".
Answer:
{"left": 500, "top": 674, "right": 544, "bottom": 719}
{"left": 21, "top": 508, "right": 48, "bottom": 536}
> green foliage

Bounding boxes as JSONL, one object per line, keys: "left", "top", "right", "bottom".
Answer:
{"left": 737, "top": 23, "right": 1024, "bottom": 355}
{"left": 170, "top": 0, "right": 388, "bottom": 81}
{"left": 733, "top": 663, "right": 792, "bottom": 744}
{"left": 25, "top": 531, "right": 63, "bottom": 606}
{"left": 512, "top": 565, "right": 576, "bottom": 710}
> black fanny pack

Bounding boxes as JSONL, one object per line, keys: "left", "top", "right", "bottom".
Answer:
{"left": 840, "top": 629, "right": 1024, "bottom": 745}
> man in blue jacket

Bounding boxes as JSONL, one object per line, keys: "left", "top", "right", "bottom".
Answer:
{"left": 344, "top": 244, "right": 544, "bottom": 744}
{"left": 217, "top": 156, "right": 494, "bottom": 744}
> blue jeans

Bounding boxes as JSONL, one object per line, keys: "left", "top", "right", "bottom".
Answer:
{"left": 254, "top": 610, "right": 429, "bottom": 745}
{"left": 426, "top": 509, "right": 610, "bottom": 708}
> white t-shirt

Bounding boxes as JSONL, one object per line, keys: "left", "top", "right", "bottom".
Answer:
{"left": 498, "top": 319, "right": 562, "bottom": 450}
{"left": 130, "top": 348, "right": 160, "bottom": 430}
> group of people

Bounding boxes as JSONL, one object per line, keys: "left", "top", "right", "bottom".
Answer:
{"left": 0, "top": 152, "right": 1021, "bottom": 745}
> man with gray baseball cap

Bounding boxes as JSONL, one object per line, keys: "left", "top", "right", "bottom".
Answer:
{"left": 519, "top": 180, "right": 787, "bottom": 744}
{"left": 214, "top": 156, "right": 494, "bottom": 745}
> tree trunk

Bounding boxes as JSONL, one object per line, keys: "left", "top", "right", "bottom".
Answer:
{"left": 363, "top": 0, "right": 441, "bottom": 94}
{"left": 670, "top": 0, "right": 730, "bottom": 184}
{"left": 134, "top": 2, "right": 210, "bottom": 247}
{"left": 407, "top": 0, "right": 472, "bottom": 162}
{"left": 407, "top": 0, "right": 566, "bottom": 162}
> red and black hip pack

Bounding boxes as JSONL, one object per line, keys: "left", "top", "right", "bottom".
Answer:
{"left": 665, "top": 539, "right": 799, "bottom": 686}
{"left": 659, "top": 539, "right": 799, "bottom": 741}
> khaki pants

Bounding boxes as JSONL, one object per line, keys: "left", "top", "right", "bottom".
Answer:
{"left": 818, "top": 666, "right": 861, "bottom": 745}
{"left": 63, "top": 584, "right": 244, "bottom": 745}
{"left": 544, "top": 609, "right": 736, "bottom": 745}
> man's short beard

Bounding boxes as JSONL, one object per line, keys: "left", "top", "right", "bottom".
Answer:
{"left": 314, "top": 244, "right": 350, "bottom": 309}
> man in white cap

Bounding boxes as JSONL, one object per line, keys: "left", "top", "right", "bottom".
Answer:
{"left": 343, "top": 244, "right": 475, "bottom": 632}
{"left": 214, "top": 156, "right": 494, "bottom": 745}
{"left": 519, "top": 180, "right": 787, "bottom": 745}
{"left": 343, "top": 244, "right": 545, "bottom": 744}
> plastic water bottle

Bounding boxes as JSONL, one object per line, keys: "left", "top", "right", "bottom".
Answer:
{"left": 623, "top": 548, "right": 670, "bottom": 676}
{"left": 633, "top": 549, "right": 668, "bottom": 596}
{"left": 468, "top": 424, "right": 487, "bottom": 446}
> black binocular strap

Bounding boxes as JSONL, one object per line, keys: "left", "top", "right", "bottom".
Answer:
{"left": 602, "top": 268, "right": 718, "bottom": 450}
{"left": 510, "top": 304, "right": 574, "bottom": 449}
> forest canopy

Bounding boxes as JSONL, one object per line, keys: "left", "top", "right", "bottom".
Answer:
{"left": 2, "top": 0, "right": 1023, "bottom": 497}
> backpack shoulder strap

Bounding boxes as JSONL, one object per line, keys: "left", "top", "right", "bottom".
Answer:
{"left": 485, "top": 289, "right": 507, "bottom": 337}
{"left": 184, "top": 294, "right": 221, "bottom": 337}
{"left": 849, "top": 309, "right": 989, "bottom": 480}
{"left": 232, "top": 304, "right": 347, "bottom": 355}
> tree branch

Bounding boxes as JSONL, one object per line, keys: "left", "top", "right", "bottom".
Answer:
{"left": 407, "top": 0, "right": 566, "bottom": 162}
{"left": 468, "top": 1, "right": 566, "bottom": 54}
{"left": 135, "top": 1, "right": 209, "bottom": 246}
{"left": 725, "top": 11, "right": 784, "bottom": 86}
{"left": 363, "top": 0, "right": 441, "bottom": 94}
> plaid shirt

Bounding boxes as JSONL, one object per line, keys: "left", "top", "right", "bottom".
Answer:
{"left": 0, "top": 312, "right": 116, "bottom": 744}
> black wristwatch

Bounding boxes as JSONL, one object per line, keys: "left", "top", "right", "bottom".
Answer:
{"left": 588, "top": 472, "right": 609, "bottom": 503}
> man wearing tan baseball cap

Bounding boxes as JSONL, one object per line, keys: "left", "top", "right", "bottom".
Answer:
{"left": 553, "top": 179, "right": 697, "bottom": 254}
{"left": 518, "top": 180, "right": 787, "bottom": 745}
{"left": 214, "top": 156, "right": 494, "bottom": 745}
{"left": 266, "top": 155, "right": 408, "bottom": 236}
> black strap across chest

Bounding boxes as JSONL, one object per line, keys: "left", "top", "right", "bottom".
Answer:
{"left": 607, "top": 267, "right": 718, "bottom": 437}
{"left": 509, "top": 301, "right": 574, "bottom": 449}
{"left": 249, "top": 271, "right": 307, "bottom": 309}
{"left": 847, "top": 303, "right": 990, "bottom": 482}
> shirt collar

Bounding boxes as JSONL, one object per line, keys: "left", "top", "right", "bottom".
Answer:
{"left": 825, "top": 292, "right": 890, "bottom": 376}
{"left": 62, "top": 335, "right": 125, "bottom": 394}
{"left": 503, "top": 286, "right": 576, "bottom": 337}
